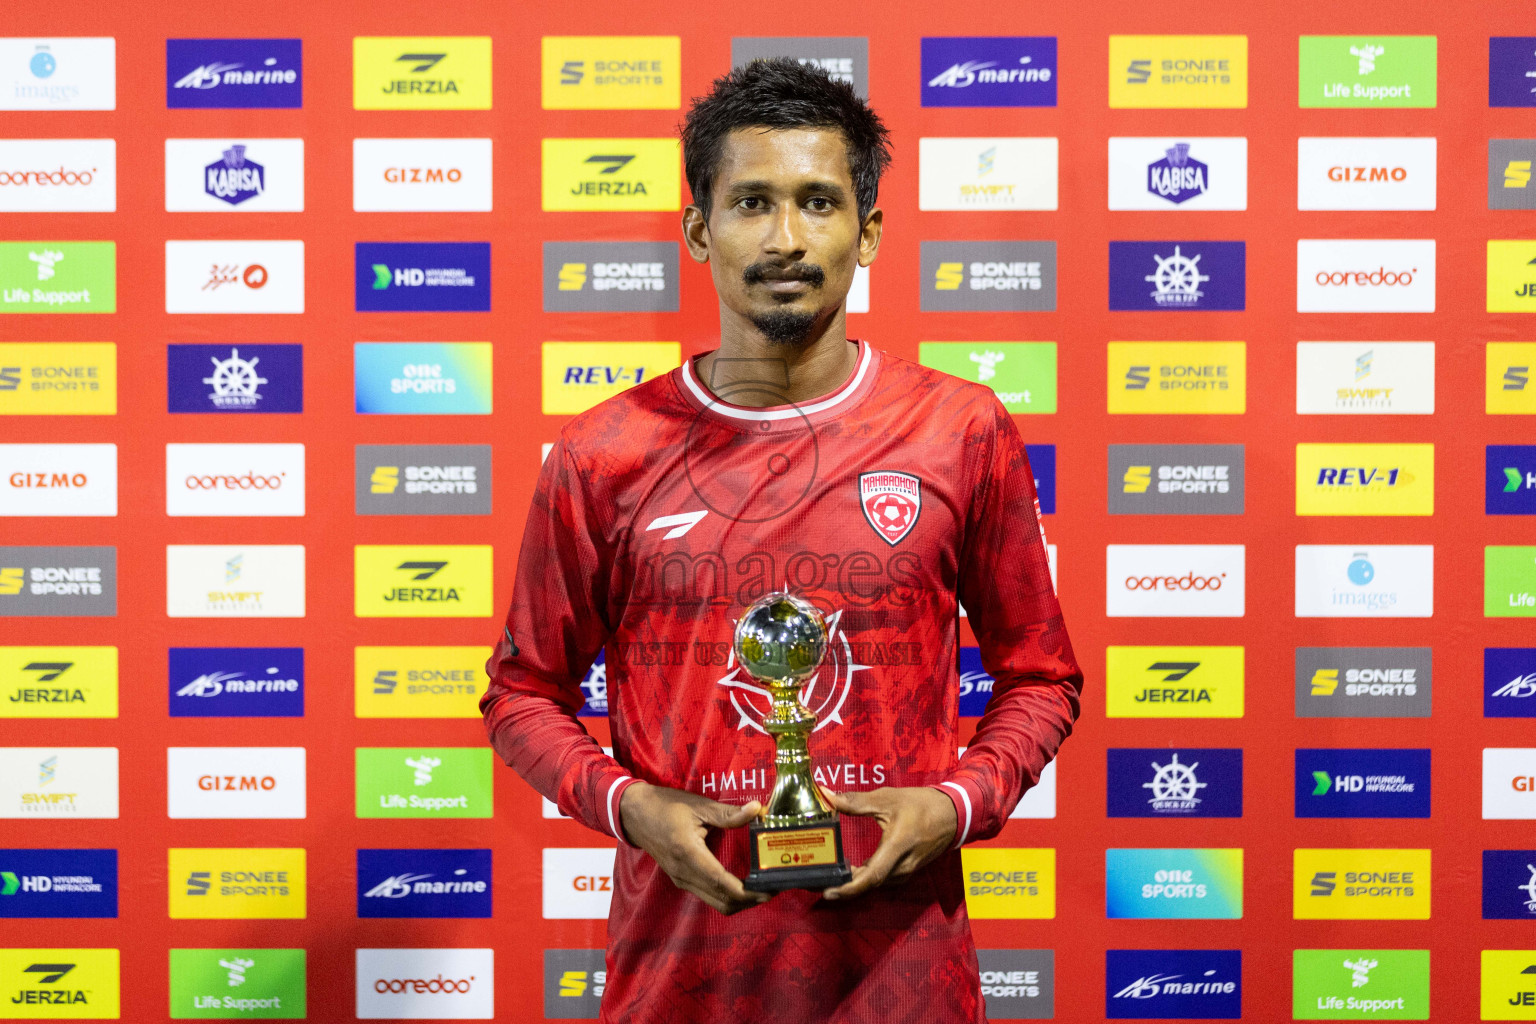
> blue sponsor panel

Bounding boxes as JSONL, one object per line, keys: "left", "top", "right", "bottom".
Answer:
{"left": 1108, "top": 241, "right": 1245, "bottom": 311}
{"left": 1491, "top": 38, "right": 1536, "bottom": 107}
{"left": 357, "top": 848, "right": 492, "bottom": 918}
{"left": 958, "top": 646, "right": 994, "bottom": 717}
{"left": 1105, "top": 848, "right": 1243, "bottom": 920}
{"left": 1025, "top": 444, "right": 1055, "bottom": 514}
{"left": 1106, "top": 949, "right": 1241, "bottom": 1020}
{"left": 353, "top": 342, "right": 493, "bottom": 415}
{"left": 1294, "top": 749, "right": 1431, "bottom": 818}
{"left": 578, "top": 650, "right": 607, "bottom": 717}
{"left": 920, "top": 37, "right": 1057, "bottom": 107}
{"left": 166, "top": 38, "right": 302, "bottom": 109}
{"left": 0, "top": 849, "right": 116, "bottom": 918}
{"left": 1483, "top": 850, "right": 1536, "bottom": 919}
{"left": 168, "top": 647, "right": 305, "bottom": 717}
{"left": 1488, "top": 445, "right": 1536, "bottom": 514}
{"left": 1486, "top": 648, "right": 1536, "bottom": 717}
{"left": 167, "top": 343, "right": 302, "bottom": 413}
{"left": 356, "top": 242, "right": 492, "bottom": 312}
{"left": 1106, "top": 748, "right": 1242, "bottom": 818}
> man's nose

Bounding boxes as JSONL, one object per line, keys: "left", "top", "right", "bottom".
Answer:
{"left": 762, "top": 202, "right": 807, "bottom": 257}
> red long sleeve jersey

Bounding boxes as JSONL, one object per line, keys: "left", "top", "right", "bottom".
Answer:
{"left": 481, "top": 339, "right": 1082, "bottom": 1024}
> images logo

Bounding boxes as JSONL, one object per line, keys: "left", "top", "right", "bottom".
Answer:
{"left": 730, "top": 37, "right": 868, "bottom": 97}
{"left": 1291, "top": 948, "right": 1429, "bottom": 1020}
{"left": 1296, "top": 239, "right": 1436, "bottom": 313}
{"left": 0, "top": 443, "right": 117, "bottom": 517}
{"left": 1108, "top": 241, "right": 1245, "bottom": 311}
{"left": 1294, "top": 545, "right": 1434, "bottom": 619}
{"left": 357, "top": 849, "right": 491, "bottom": 918}
{"left": 542, "top": 242, "right": 678, "bottom": 313}
{"left": 1295, "top": 341, "right": 1435, "bottom": 415}
{"left": 165, "top": 545, "right": 306, "bottom": 619}
{"left": 1487, "top": 546, "right": 1536, "bottom": 618}
{"left": 356, "top": 445, "right": 491, "bottom": 517}
{"left": 354, "top": 646, "right": 488, "bottom": 719}
{"left": 1106, "top": 848, "right": 1243, "bottom": 919}
{"left": 354, "top": 342, "right": 492, "bottom": 415}
{"left": 1106, "top": 546, "right": 1245, "bottom": 618}
{"left": 0, "top": 849, "right": 116, "bottom": 918}
{"left": 541, "top": 138, "right": 680, "bottom": 212}
{"left": 1, "top": 38, "right": 116, "bottom": 111}
{"left": 164, "top": 240, "right": 303, "bottom": 314}
{"left": 166, "top": 747, "right": 306, "bottom": 820}
{"left": 1490, "top": 38, "right": 1536, "bottom": 107}
{"left": 169, "top": 647, "right": 303, "bottom": 719}
{"left": 1108, "top": 35, "right": 1248, "bottom": 108}
{"left": 1104, "top": 646, "right": 1244, "bottom": 718}
{"left": 0, "top": 241, "right": 115, "bottom": 314}
{"left": 541, "top": 36, "right": 679, "bottom": 109}
{"left": 0, "top": 139, "right": 116, "bottom": 212}
{"left": 918, "top": 342, "right": 1057, "bottom": 414}
{"left": 1106, "top": 949, "right": 1240, "bottom": 1020}
{"left": 168, "top": 848, "right": 305, "bottom": 919}
{"left": 543, "top": 949, "right": 607, "bottom": 1020}
{"left": 1, "top": 646, "right": 118, "bottom": 720}
{"left": 353, "top": 37, "right": 491, "bottom": 110}
{"left": 541, "top": 341, "right": 681, "bottom": 415}
{"left": 960, "top": 848, "right": 1055, "bottom": 919}
{"left": 355, "top": 242, "right": 490, "bottom": 313}
{"left": 0, "top": 747, "right": 118, "bottom": 818}
{"left": 1487, "top": 649, "right": 1536, "bottom": 718}
{"left": 167, "top": 344, "right": 301, "bottom": 415}
{"left": 1295, "top": 443, "right": 1434, "bottom": 516}
{"left": 917, "top": 137, "right": 1058, "bottom": 211}
{"left": 1296, "top": 749, "right": 1431, "bottom": 819}
{"left": 1484, "top": 748, "right": 1536, "bottom": 819}
{"left": 0, "top": 947, "right": 120, "bottom": 1016}
{"left": 1109, "top": 138, "right": 1248, "bottom": 210}
{"left": 543, "top": 847, "right": 617, "bottom": 919}
{"left": 1293, "top": 849, "right": 1429, "bottom": 919}
{"left": 1108, "top": 444, "right": 1244, "bottom": 515}
{"left": 920, "top": 241, "right": 1056, "bottom": 311}
{"left": 1107, "top": 341, "right": 1246, "bottom": 414}
{"left": 164, "top": 138, "right": 303, "bottom": 213}
{"left": 920, "top": 37, "right": 1057, "bottom": 107}
{"left": 0, "top": 546, "right": 115, "bottom": 618}
{"left": 1298, "top": 36, "right": 1437, "bottom": 107}
{"left": 1107, "top": 749, "right": 1242, "bottom": 817}
{"left": 355, "top": 947, "right": 494, "bottom": 1020}
{"left": 168, "top": 947, "right": 306, "bottom": 1019}
{"left": 355, "top": 748, "right": 492, "bottom": 819}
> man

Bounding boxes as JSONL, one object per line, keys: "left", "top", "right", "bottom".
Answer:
{"left": 482, "top": 58, "right": 1081, "bottom": 1023}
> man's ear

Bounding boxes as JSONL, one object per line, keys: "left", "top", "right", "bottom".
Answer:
{"left": 682, "top": 205, "right": 711, "bottom": 264}
{"left": 857, "top": 207, "right": 883, "bottom": 268}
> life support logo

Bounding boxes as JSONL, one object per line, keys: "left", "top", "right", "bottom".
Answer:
{"left": 859, "top": 471, "right": 921, "bottom": 546}
{"left": 715, "top": 607, "right": 866, "bottom": 736}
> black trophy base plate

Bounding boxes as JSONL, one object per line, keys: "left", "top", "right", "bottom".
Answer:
{"left": 743, "top": 818, "right": 854, "bottom": 893}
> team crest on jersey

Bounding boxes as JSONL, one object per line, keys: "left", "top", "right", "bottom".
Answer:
{"left": 716, "top": 607, "right": 869, "bottom": 734}
{"left": 859, "top": 471, "right": 922, "bottom": 546}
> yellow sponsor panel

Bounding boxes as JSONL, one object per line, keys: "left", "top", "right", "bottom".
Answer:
{"left": 355, "top": 645, "right": 491, "bottom": 718}
{"left": 1295, "top": 443, "right": 1434, "bottom": 516}
{"left": 1107, "top": 342, "right": 1246, "bottom": 414}
{"left": 0, "top": 948, "right": 119, "bottom": 1019}
{"left": 541, "top": 138, "right": 681, "bottom": 212}
{"left": 542, "top": 36, "right": 680, "bottom": 110}
{"left": 542, "top": 342, "right": 681, "bottom": 415}
{"left": 1109, "top": 35, "right": 1248, "bottom": 108}
{"left": 1482, "top": 950, "right": 1536, "bottom": 1020}
{"left": 1488, "top": 343, "right": 1536, "bottom": 414}
{"left": 0, "top": 343, "right": 116, "bottom": 415}
{"left": 1293, "top": 848, "right": 1430, "bottom": 920}
{"left": 0, "top": 647, "right": 117, "bottom": 718}
{"left": 1488, "top": 241, "right": 1536, "bottom": 313}
{"left": 961, "top": 848, "right": 1055, "bottom": 919}
{"left": 354, "top": 545, "right": 493, "bottom": 618}
{"left": 168, "top": 848, "right": 305, "bottom": 920}
{"left": 353, "top": 37, "right": 492, "bottom": 110}
{"left": 1105, "top": 646, "right": 1244, "bottom": 717}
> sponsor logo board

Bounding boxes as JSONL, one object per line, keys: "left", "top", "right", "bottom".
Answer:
{"left": 1108, "top": 241, "right": 1245, "bottom": 312}
{"left": 921, "top": 241, "right": 1056, "bottom": 312}
{"left": 1107, "top": 341, "right": 1246, "bottom": 414}
{"left": 1107, "top": 748, "right": 1242, "bottom": 817}
{"left": 352, "top": 37, "right": 491, "bottom": 110}
{"left": 1488, "top": 240, "right": 1536, "bottom": 313}
{"left": 164, "top": 139, "right": 303, "bottom": 212}
{"left": 165, "top": 443, "right": 304, "bottom": 517}
{"left": 1297, "top": 137, "right": 1436, "bottom": 210}
{"left": 168, "top": 848, "right": 305, "bottom": 919}
{"left": 168, "top": 344, "right": 302, "bottom": 414}
{"left": 1295, "top": 749, "right": 1431, "bottom": 819}
{"left": 168, "top": 947, "right": 305, "bottom": 1019}
{"left": 542, "top": 36, "right": 679, "bottom": 109}
{"left": 540, "top": 138, "right": 680, "bottom": 212}
{"left": 1108, "top": 444, "right": 1244, "bottom": 515}
{"left": 1295, "top": 647, "right": 1433, "bottom": 718}
{"left": 166, "top": 546, "right": 304, "bottom": 618}
{"left": 355, "top": 445, "right": 490, "bottom": 516}
{"left": 354, "top": 647, "right": 487, "bottom": 719}
{"left": 165, "top": 240, "right": 303, "bottom": 314}
{"left": 1108, "top": 35, "right": 1248, "bottom": 108}
{"left": 961, "top": 848, "right": 1055, "bottom": 919}
{"left": 1486, "top": 649, "right": 1536, "bottom": 719}
{"left": 357, "top": 849, "right": 491, "bottom": 918}
{"left": 976, "top": 949, "right": 1053, "bottom": 1020}
{"left": 1297, "top": 239, "right": 1435, "bottom": 313}
{"left": 1108, "top": 137, "right": 1248, "bottom": 210}
{"left": 1489, "top": 38, "right": 1536, "bottom": 107}
{"left": 354, "top": 343, "right": 491, "bottom": 415}
{"left": 543, "top": 847, "right": 616, "bottom": 919}
{"left": 355, "top": 748, "right": 492, "bottom": 819}
{"left": 0, "top": 849, "right": 116, "bottom": 918}
{"left": 0, "top": 343, "right": 116, "bottom": 416}
{"left": 0, "top": 546, "right": 115, "bottom": 617}
{"left": 1291, "top": 948, "right": 1429, "bottom": 1020}
{"left": 354, "top": 545, "right": 492, "bottom": 618}
{"left": 1489, "top": 343, "right": 1536, "bottom": 415}
{"left": 1295, "top": 443, "right": 1434, "bottom": 516}
{"left": 166, "top": 747, "right": 306, "bottom": 819}
{"left": 1105, "top": 646, "right": 1244, "bottom": 717}
{"left": 352, "top": 138, "right": 492, "bottom": 212}
{"left": 1485, "top": 748, "right": 1536, "bottom": 819}
{"left": 0, "top": 242, "right": 114, "bottom": 314}
{"left": 1482, "top": 850, "right": 1536, "bottom": 920}
{"left": 0, "top": 444, "right": 116, "bottom": 516}
{"left": 1106, "top": 948, "right": 1240, "bottom": 1020}
{"left": 1489, "top": 446, "right": 1536, "bottom": 515}
{"left": 541, "top": 342, "right": 680, "bottom": 415}
{"left": 918, "top": 137, "right": 1057, "bottom": 211}
{"left": 355, "top": 242, "right": 489, "bottom": 313}
{"left": 542, "top": 242, "right": 678, "bottom": 312}
{"left": 169, "top": 647, "right": 304, "bottom": 718}
{"left": 1480, "top": 949, "right": 1536, "bottom": 1020}
{"left": 0, "top": 747, "right": 117, "bottom": 818}
{"left": 1294, "top": 545, "right": 1433, "bottom": 618}
{"left": 1105, "top": 848, "right": 1243, "bottom": 919}
{"left": 0, "top": 947, "right": 119, "bottom": 1018}
{"left": 918, "top": 342, "right": 1056, "bottom": 414}
{"left": 1106, "top": 545, "right": 1245, "bottom": 617}
{"left": 0, "top": 646, "right": 118, "bottom": 719}
{"left": 355, "top": 947, "right": 493, "bottom": 1019}
{"left": 1, "top": 38, "right": 116, "bottom": 110}
{"left": 1298, "top": 36, "right": 1437, "bottom": 108}
{"left": 167, "top": 38, "right": 301, "bottom": 109}
{"left": 730, "top": 37, "right": 868, "bottom": 97}
{"left": 1293, "top": 849, "right": 1429, "bottom": 919}
{"left": 1490, "top": 140, "right": 1536, "bottom": 209}
{"left": 919, "top": 37, "right": 1057, "bottom": 107}
{"left": 1488, "top": 546, "right": 1536, "bottom": 618}
{"left": 1295, "top": 342, "right": 1435, "bottom": 415}
{"left": 543, "top": 949, "right": 606, "bottom": 1019}
{"left": 0, "top": 139, "right": 115, "bottom": 212}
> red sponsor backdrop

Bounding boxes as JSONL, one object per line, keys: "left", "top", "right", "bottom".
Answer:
{"left": 4, "top": 0, "right": 1532, "bottom": 1019}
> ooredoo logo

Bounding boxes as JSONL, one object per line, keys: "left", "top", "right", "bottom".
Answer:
{"left": 0, "top": 139, "right": 116, "bottom": 212}
{"left": 355, "top": 948, "right": 493, "bottom": 1019}
{"left": 165, "top": 443, "right": 305, "bottom": 517}
{"left": 1106, "top": 545, "right": 1245, "bottom": 617}
{"left": 1296, "top": 239, "right": 1435, "bottom": 312}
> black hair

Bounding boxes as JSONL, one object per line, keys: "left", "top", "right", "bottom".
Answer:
{"left": 681, "top": 56, "right": 892, "bottom": 223}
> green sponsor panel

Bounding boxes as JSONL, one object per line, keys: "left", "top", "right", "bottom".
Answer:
{"left": 1298, "top": 36, "right": 1436, "bottom": 108}
{"left": 918, "top": 341, "right": 1057, "bottom": 413}
{"left": 0, "top": 241, "right": 116, "bottom": 313}
{"left": 1486, "top": 546, "right": 1536, "bottom": 617}
{"left": 1292, "top": 949, "right": 1428, "bottom": 1019}
{"left": 169, "top": 948, "right": 306, "bottom": 1019}
{"left": 356, "top": 746, "right": 494, "bottom": 818}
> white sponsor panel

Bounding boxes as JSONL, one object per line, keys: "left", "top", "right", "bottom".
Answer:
{"left": 165, "top": 443, "right": 305, "bottom": 517}
{"left": 165, "top": 240, "right": 305, "bottom": 314}
{"left": 918, "top": 137, "right": 1058, "bottom": 211}
{"left": 355, "top": 948, "right": 494, "bottom": 1020}
{"left": 543, "top": 847, "right": 616, "bottom": 919}
{"left": 166, "top": 746, "right": 306, "bottom": 819}
{"left": 164, "top": 138, "right": 304, "bottom": 212}
{"left": 847, "top": 264, "right": 869, "bottom": 314}
{"left": 353, "top": 138, "right": 493, "bottom": 212}
{"left": 0, "top": 139, "right": 115, "bottom": 211}
{"left": 1296, "top": 137, "right": 1437, "bottom": 211}
{"left": 0, "top": 38, "right": 116, "bottom": 110}
{"left": 1484, "top": 748, "right": 1536, "bottom": 820}
{"left": 1107, "top": 137, "right": 1248, "bottom": 211}
{"left": 1106, "top": 544, "right": 1245, "bottom": 618}
{"left": 1296, "top": 239, "right": 1436, "bottom": 313}
{"left": 0, "top": 746, "right": 118, "bottom": 817}
{"left": 1296, "top": 342, "right": 1436, "bottom": 415}
{"left": 166, "top": 544, "right": 306, "bottom": 618}
{"left": 1294, "top": 545, "right": 1434, "bottom": 618}
{"left": 0, "top": 443, "right": 117, "bottom": 516}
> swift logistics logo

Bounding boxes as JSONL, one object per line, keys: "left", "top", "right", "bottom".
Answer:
{"left": 168, "top": 344, "right": 302, "bottom": 414}
{"left": 0, "top": 948, "right": 120, "bottom": 1017}
{"left": 0, "top": 342, "right": 116, "bottom": 416}
{"left": 1491, "top": 140, "right": 1536, "bottom": 209}
{"left": 0, "top": 849, "right": 116, "bottom": 918}
{"left": 1108, "top": 444, "right": 1244, "bottom": 515}
{"left": 920, "top": 241, "right": 1056, "bottom": 311}
{"left": 1295, "top": 647, "right": 1433, "bottom": 718}
{"left": 1298, "top": 36, "right": 1437, "bottom": 108}
{"left": 1298, "top": 137, "right": 1437, "bottom": 211}
{"left": 0, "top": 241, "right": 114, "bottom": 314}
{"left": 352, "top": 37, "right": 491, "bottom": 110}
{"left": 355, "top": 748, "right": 492, "bottom": 819}
{"left": 167, "top": 848, "right": 305, "bottom": 919}
{"left": 1484, "top": 748, "right": 1536, "bottom": 819}
{"left": 354, "top": 545, "right": 492, "bottom": 618}
{"left": 0, "top": 546, "right": 115, "bottom": 617}
{"left": 919, "top": 37, "right": 1056, "bottom": 107}
{"left": 1107, "top": 341, "right": 1246, "bottom": 414}
{"left": 0, "top": 646, "right": 118, "bottom": 719}
{"left": 353, "top": 342, "right": 492, "bottom": 416}
{"left": 168, "top": 647, "right": 303, "bottom": 718}
{"left": 1105, "top": 546, "right": 1246, "bottom": 618}
{"left": 541, "top": 138, "right": 680, "bottom": 212}
{"left": 1479, "top": 950, "right": 1536, "bottom": 1020}
{"left": 1486, "top": 648, "right": 1536, "bottom": 718}
{"left": 1291, "top": 948, "right": 1429, "bottom": 1020}
{"left": 543, "top": 242, "right": 679, "bottom": 312}
{"left": 0, "top": 747, "right": 118, "bottom": 818}
{"left": 164, "top": 239, "right": 303, "bottom": 314}
{"left": 1109, "top": 137, "right": 1248, "bottom": 210}
{"left": 1106, "top": 949, "right": 1240, "bottom": 1020}
{"left": 1294, "top": 443, "right": 1434, "bottom": 516}
{"left": 1294, "top": 545, "right": 1434, "bottom": 618}
{"left": 541, "top": 36, "right": 679, "bottom": 109}
{"left": 1296, "top": 239, "right": 1436, "bottom": 313}
{"left": 354, "top": 646, "right": 488, "bottom": 719}
{"left": 1482, "top": 850, "right": 1536, "bottom": 919}
{"left": 355, "top": 242, "right": 490, "bottom": 312}
{"left": 357, "top": 849, "right": 491, "bottom": 918}
{"left": 166, "top": 38, "right": 301, "bottom": 109}
{"left": 543, "top": 949, "right": 607, "bottom": 1020}
{"left": 1487, "top": 547, "right": 1536, "bottom": 617}
{"left": 168, "top": 947, "right": 306, "bottom": 1019}
{"left": 356, "top": 445, "right": 491, "bottom": 516}
{"left": 0, "top": 139, "right": 116, "bottom": 212}
{"left": 1107, "top": 749, "right": 1242, "bottom": 817}
{"left": 0, "top": 443, "right": 117, "bottom": 517}
{"left": 164, "top": 138, "right": 304, "bottom": 213}
{"left": 1490, "top": 38, "right": 1536, "bottom": 107}
{"left": 1108, "top": 241, "right": 1245, "bottom": 311}
{"left": 918, "top": 342, "right": 1057, "bottom": 414}
{"left": 355, "top": 947, "right": 493, "bottom": 1020}
{"left": 1488, "top": 240, "right": 1536, "bottom": 313}
{"left": 1293, "top": 849, "right": 1430, "bottom": 919}
{"left": 730, "top": 37, "right": 869, "bottom": 97}
{"left": 1105, "top": 848, "right": 1243, "bottom": 919}
{"left": 165, "top": 545, "right": 306, "bottom": 619}
{"left": 917, "top": 137, "right": 1058, "bottom": 211}
{"left": 352, "top": 138, "right": 492, "bottom": 212}
{"left": 0, "top": 38, "right": 116, "bottom": 111}
{"left": 1489, "top": 446, "right": 1536, "bottom": 514}
{"left": 1295, "top": 341, "right": 1435, "bottom": 415}
{"left": 541, "top": 341, "right": 681, "bottom": 415}
{"left": 1488, "top": 342, "right": 1536, "bottom": 415}
{"left": 1108, "top": 35, "right": 1247, "bottom": 108}
{"left": 1295, "top": 749, "right": 1431, "bottom": 818}
{"left": 960, "top": 848, "right": 1055, "bottom": 919}
{"left": 166, "top": 747, "right": 306, "bottom": 820}
{"left": 1103, "top": 646, "right": 1244, "bottom": 718}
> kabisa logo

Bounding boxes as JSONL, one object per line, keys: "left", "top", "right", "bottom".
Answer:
{"left": 1490, "top": 140, "right": 1536, "bottom": 209}
{"left": 1148, "top": 143, "right": 1208, "bottom": 204}
{"left": 356, "top": 948, "right": 494, "bottom": 1020}
{"left": 0, "top": 241, "right": 116, "bottom": 313}
{"left": 352, "top": 37, "right": 492, "bottom": 110}
{"left": 1489, "top": 342, "right": 1536, "bottom": 415}
{"left": 578, "top": 650, "right": 607, "bottom": 717}
{"left": 541, "top": 36, "right": 680, "bottom": 110}
{"left": 958, "top": 646, "right": 995, "bottom": 717}
{"left": 354, "top": 545, "right": 493, "bottom": 619}
{"left": 919, "top": 37, "right": 1057, "bottom": 107}
{"left": 1491, "top": 38, "right": 1536, "bottom": 107}
{"left": 1295, "top": 443, "right": 1434, "bottom": 517}
{"left": 355, "top": 242, "right": 490, "bottom": 312}
{"left": 730, "top": 37, "right": 869, "bottom": 97}
{"left": 917, "top": 342, "right": 1059, "bottom": 415}
{"left": 1295, "top": 341, "right": 1436, "bottom": 415}
{"left": 1487, "top": 649, "right": 1536, "bottom": 719}
{"left": 1294, "top": 545, "right": 1434, "bottom": 619}
{"left": 1483, "top": 851, "right": 1536, "bottom": 920}
{"left": 0, "top": 342, "right": 116, "bottom": 416}
{"left": 167, "top": 344, "right": 302, "bottom": 414}
{"left": 920, "top": 241, "right": 1057, "bottom": 312}
{"left": 0, "top": 546, "right": 116, "bottom": 617}
{"left": 541, "top": 341, "right": 681, "bottom": 415}
{"left": 0, "top": 948, "right": 120, "bottom": 1016}
{"left": 1107, "top": 749, "right": 1242, "bottom": 818}
{"left": 1105, "top": 848, "right": 1243, "bottom": 920}
{"left": 167, "top": 947, "right": 306, "bottom": 1019}
{"left": 167, "top": 39, "right": 302, "bottom": 109}
{"left": 356, "top": 444, "right": 492, "bottom": 517}
{"left": 1, "top": 38, "right": 116, "bottom": 111}
{"left": 0, "top": 849, "right": 116, "bottom": 918}
{"left": 542, "top": 242, "right": 679, "bottom": 313}
{"left": 1296, "top": 239, "right": 1436, "bottom": 313}
{"left": 1, "top": 645, "right": 118, "bottom": 720}
{"left": 354, "top": 646, "right": 488, "bottom": 719}
{"left": 1298, "top": 36, "right": 1437, "bottom": 108}
{"left": 543, "top": 950, "right": 607, "bottom": 1020}
{"left": 540, "top": 138, "right": 681, "bottom": 212}
{"left": 0, "top": 747, "right": 119, "bottom": 818}
{"left": 1108, "top": 34, "right": 1248, "bottom": 108}
{"left": 1291, "top": 948, "right": 1430, "bottom": 1020}
{"left": 1108, "top": 241, "right": 1245, "bottom": 311}
{"left": 203, "top": 145, "right": 263, "bottom": 205}
{"left": 1104, "top": 646, "right": 1245, "bottom": 718}
{"left": 1293, "top": 849, "right": 1430, "bottom": 919}
{"left": 1296, "top": 748, "right": 1431, "bottom": 819}
{"left": 1106, "top": 949, "right": 1241, "bottom": 1020}
{"left": 1110, "top": 137, "right": 1247, "bottom": 211}
{"left": 0, "top": 139, "right": 116, "bottom": 213}
{"left": 1109, "top": 444, "right": 1245, "bottom": 516}
{"left": 169, "top": 648, "right": 303, "bottom": 718}
{"left": 357, "top": 849, "right": 491, "bottom": 918}
{"left": 355, "top": 747, "right": 493, "bottom": 819}
{"left": 1295, "top": 647, "right": 1433, "bottom": 719}
{"left": 168, "top": 848, "right": 306, "bottom": 920}
{"left": 353, "top": 342, "right": 493, "bottom": 416}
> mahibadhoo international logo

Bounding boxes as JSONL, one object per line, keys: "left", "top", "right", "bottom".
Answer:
{"left": 1106, "top": 948, "right": 1241, "bottom": 1019}
{"left": 1294, "top": 748, "right": 1431, "bottom": 818}
{"left": 168, "top": 648, "right": 303, "bottom": 717}
{"left": 920, "top": 37, "right": 1056, "bottom": 107}
{"left": 1109, "top": 241, "right": 1245, "bottom": 311}
{"left": 355, "top": 242, "right": 490, "bottom": 312}
{"left": 166, "top": 38, "right": 302, "bottom": 109}
{"left": 1106, "top": 748, "right": 1242, "bottom": 818}
{"left": 357, "top": 848, "right": 491, "bottom": 918}
{"left": 0, "top": 848, "right": 116, "bottom": 917}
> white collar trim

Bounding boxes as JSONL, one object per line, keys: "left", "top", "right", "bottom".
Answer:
{"left": 680, "top": 341, "right": 872, "bottom": 422}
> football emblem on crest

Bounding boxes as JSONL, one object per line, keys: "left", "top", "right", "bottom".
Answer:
{"left": 859, "top": 471, "right": 922, "bottom": 546}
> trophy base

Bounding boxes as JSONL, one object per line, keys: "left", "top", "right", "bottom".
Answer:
{"left": 744, "top": 817, "right": 853, "bottom": 893}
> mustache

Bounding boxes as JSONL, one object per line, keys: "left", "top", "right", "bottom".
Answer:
{"left": 743, "top": 261, "right": 825, "bottom": 288}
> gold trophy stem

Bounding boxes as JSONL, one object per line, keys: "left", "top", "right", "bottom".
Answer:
{"left": 761, "top": 677, "right": 833, "bottom": 827}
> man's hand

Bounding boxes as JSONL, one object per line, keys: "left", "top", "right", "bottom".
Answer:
{"left": 820, "top": 786, "right": 958, "bottom": 900}
{"left": 619, "top": 781, "right": 770, "bottom": 916}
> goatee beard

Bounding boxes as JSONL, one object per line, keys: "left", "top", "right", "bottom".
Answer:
{"left": 749, "top": 310, "right": 818, "bottom": 346}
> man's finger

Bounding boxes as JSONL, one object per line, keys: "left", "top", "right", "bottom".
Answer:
{"left": 695, "top": 798, "right": 762, "bottom": 829}
{"left": 821, "top": 787, "right": 880, "bottom": 817}
{"left": 823, "top": 830, "right": 906, "bottom": 900}
{"left": 672, "top": 833, "right": 769, "bottom": 910}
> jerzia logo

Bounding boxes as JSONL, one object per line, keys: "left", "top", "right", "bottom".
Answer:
{"left": 353, "top": 37, "right": 492, "bottom": 110}
{"left": 541, "top": 138, "right": 680, "bottom": 212}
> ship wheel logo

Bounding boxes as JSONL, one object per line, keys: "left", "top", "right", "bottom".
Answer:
{"left": 1143, "top": 752, "right": 1206, "bottom": 812}
{"left": 202, "top": 348, "right": 268, "bottom": 407}
{"left": 715, "top": 606, "right": 868, "bottom": 734}
{"left": 1145, "top": 245, "right": 1209, "bottom": 308}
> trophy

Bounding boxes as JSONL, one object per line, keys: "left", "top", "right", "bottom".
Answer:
{"left": 734, "top": 590, "right": 854, "bottom": 892}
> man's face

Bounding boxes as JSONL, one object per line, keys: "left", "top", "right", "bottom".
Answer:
{"left": 683, "top": 126, "right": 880, "bottom": 342}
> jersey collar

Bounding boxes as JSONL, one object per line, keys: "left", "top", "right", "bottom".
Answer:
{"left": 678, "top": 339, "right": 876, "bottom": 424}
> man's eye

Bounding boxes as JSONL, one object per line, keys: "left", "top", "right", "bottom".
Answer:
{"left": 738, "top": 197, "right": 763, "bottom": 210}
{"left": 807, "top": 197, "right": 831, "bottom": 210}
